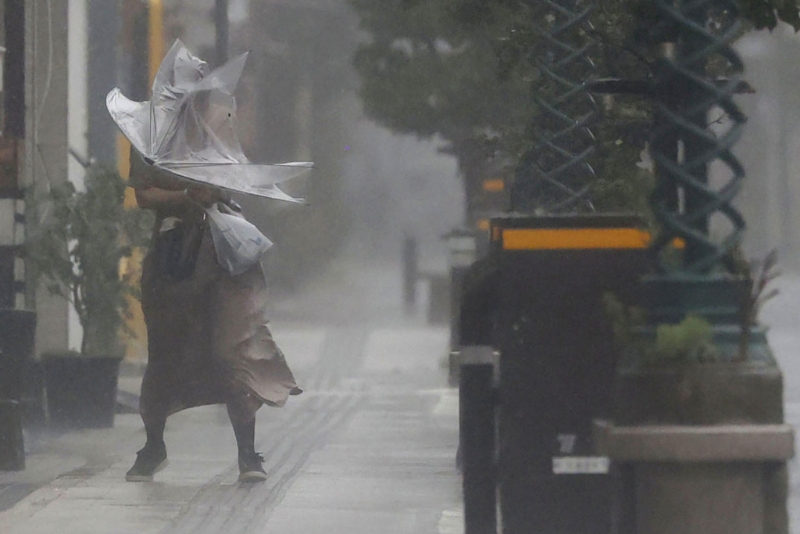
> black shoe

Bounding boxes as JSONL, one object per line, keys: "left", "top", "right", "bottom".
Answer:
{"left": 238, "top": 451, "right": 267, "bottom": 482}
{"left": 125, "top": 443, "right": 168, "bottom": 482}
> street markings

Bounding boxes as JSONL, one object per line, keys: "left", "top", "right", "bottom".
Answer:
{"left": 438, "top": 506, "right": 465, "bottom": 534}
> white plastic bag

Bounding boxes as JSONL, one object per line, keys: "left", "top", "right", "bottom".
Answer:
{"left": 205, "top": 203, "right": 273, "bottom": 275}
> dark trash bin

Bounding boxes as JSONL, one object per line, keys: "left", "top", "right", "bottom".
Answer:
{"left": 490, "top": 214, "right": 652, "bottom": 534}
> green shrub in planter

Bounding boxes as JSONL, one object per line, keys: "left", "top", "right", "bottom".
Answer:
{"left": 603, "top": 255, "right": 783, "bottom": 427}
{"left": 26, "top": 166, "right": 152, "bottom": 427}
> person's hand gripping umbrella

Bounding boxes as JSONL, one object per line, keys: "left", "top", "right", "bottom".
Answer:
{"left": 106, "top": 39, "right": 313, "bottom": 203}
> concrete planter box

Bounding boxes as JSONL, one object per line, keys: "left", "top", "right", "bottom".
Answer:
{"left": 602, "top": 353, "right": 793, "bottom": 534}
{"left": 43, "top": 353, "right": 121, "bottom": 429}
{"left": 595, "top": 421, "right": 793, "bottom": 534}
{"left": 614, "top": 360, "right": 784, "bottom": 426}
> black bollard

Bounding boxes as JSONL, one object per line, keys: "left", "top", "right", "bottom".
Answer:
{"left": 460, "top": 346, "right": 497, "bottom": 534}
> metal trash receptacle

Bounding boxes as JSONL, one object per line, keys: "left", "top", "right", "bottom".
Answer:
{"left": 492, "top": 214, "right": 652, "bottom": 534}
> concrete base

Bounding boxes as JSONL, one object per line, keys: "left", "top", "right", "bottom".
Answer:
{"left": 595, "top": 421, "right": 794, "bottom": 534}
{"left": 633, "top": 463, "right": 780, "bottom": 534}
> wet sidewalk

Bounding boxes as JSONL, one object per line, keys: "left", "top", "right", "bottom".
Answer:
{"left": 0, "top": 257, "right": 463, "bottom": 533}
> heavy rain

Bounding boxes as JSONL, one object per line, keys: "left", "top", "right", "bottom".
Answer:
{"left": 0, "top": 1, "right": 799, "bottom": 533}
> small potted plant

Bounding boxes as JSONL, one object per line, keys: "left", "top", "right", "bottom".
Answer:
{"left": 26, "top": 165, "right": 151, "bottom": 428}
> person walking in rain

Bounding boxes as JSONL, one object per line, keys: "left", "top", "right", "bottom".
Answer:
{"left": 112, "top": 41, "right": 307, "bottom": 483}
{"left": 123, "top": 152, "right": 302, "bottom": 483}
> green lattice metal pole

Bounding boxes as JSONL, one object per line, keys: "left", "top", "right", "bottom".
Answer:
{"left": 648, "top": 0, "right": 746, "bottom": 276}
{"left": 510, "top": 0, "right": 597, "bottom": 213}
{"left": 605, "top": 7, "right": 792, "bottom": 533}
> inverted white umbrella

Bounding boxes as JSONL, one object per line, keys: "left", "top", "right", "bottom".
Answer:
{"left": 106, "top": 39, "right": 313, "bottom": 202}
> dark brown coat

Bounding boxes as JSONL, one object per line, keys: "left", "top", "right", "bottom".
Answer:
{"left": 130, "top": 155, "right": 299, "bottom": 420}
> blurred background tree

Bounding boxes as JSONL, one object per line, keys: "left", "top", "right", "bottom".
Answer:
{"left": 351, "top": 0, "right": 800, "bottom": 217}
{"left": 350, "top": 0, "right": 530, "bottom": 224}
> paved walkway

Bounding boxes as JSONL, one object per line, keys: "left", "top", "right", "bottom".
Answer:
{"left": 5, "top": 256, "right": 800, "bottom": 533}
{"left": 0, "top": 257, "right": 463, "bottom": 533}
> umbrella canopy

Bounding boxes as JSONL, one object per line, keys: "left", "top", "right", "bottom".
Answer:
{"left": 106, "top": 40, "right": 313, "bottom": 202}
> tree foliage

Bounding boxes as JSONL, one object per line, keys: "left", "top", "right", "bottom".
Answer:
{"left": 351, "top": 0, "right": 530, "bottom": 143}
{"left": 351, "top": 0, "right": 800, "bottom": 214}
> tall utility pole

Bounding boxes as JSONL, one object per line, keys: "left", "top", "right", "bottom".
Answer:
{"left": 214, "top": 0, "right": 228, "bottom": 66}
